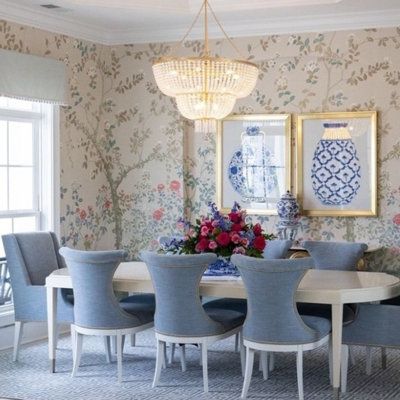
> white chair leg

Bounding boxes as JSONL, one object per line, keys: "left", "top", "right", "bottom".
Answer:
{"left": 104, "top": 336, "right": 112, "bottom": 363}
{"left": 13, "top": 321, "right": 23, "bottom": 362}
{"left": 180, "top": 344, "right": 187, "bottom": 372}
{"left": 162, "top": 341, "right": 167, "bottom": 369}
{"left": 130, "top": 334, "right": 136, "bottom": 347}
{"left": 116, "top": 334, "right": 123, "bottom": 383}
{"left": 235, "top": 333, "right": 239, "bottom": 352}
{"left": 201, "top": 342, "right": 208, "bottom": 393}
{"left": 381, "top": 347, "right": 387, "bottom": 369}
{"left": 71, "top": 332, "right": 83, "bottom": 377}
{"left": 366, "top": 346, "right": 372, "bottom": 375}
{"left": 241, "top": 347, "right": 255, "bottom": 399}
{"left": 239, "top": 331, "right": 245, "bottom": 377}
{"left": 258, "top": 353, "right": 262, "bottom": 371}
{"left": 112, "top": 336, "right": 117, "bottom": 354}
{"left": 269, "top": 352, "right": 275, "bottom": 372}
{"left": 71, "top": 325, "right": 76, "bottom": 362}
{"left": 261, "top": 351, "right": 269, "bottom": 380}
{"left": 296, "top": 348, "right": 304, "bottom": 400}
{"left": 152, "top": 340, "right": 164, "bottom": 388}
{"left": 169, "top": 343, "right": 176, "bottom": 365}
{"left": 349, "top": 346, "right": 356, "bottom": 366}
{"left": 341, "top": 345, "right": 349, "bottom": 394}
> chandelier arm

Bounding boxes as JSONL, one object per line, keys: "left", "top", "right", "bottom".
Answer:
{"left": 206, "top": 1, "right": 246, "bottom": 59}
{"left": 169, "top": 1, "right": 206, "bottom": 55}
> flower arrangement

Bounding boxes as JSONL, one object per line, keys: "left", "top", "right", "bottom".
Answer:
{"left": 172, "top": 202, "right": 275, "bottom": 258}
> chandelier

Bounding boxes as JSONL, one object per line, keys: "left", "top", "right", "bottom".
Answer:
{"left": 152, "top": 0, "right": 259, "bottom": 133}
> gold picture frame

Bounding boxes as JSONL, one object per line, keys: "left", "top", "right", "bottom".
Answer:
{"left": 217, "top": 114, "right": 291, "bottom": 215}
{"left": 296, "top": 111, "right": 377, "bottom": 217}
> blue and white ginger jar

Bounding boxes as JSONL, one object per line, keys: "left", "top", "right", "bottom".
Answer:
{"left": 276, "top": 191, "right": 299, "bottom": 226}
{"left": 311, "top": 123, "right": 361, "bottom": 206}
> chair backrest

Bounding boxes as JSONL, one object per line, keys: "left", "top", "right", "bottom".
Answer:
{"left": 140, "top": 251, "right": 223, "bottom": 337}
{"left": 59, "top": 247, "right": 138, "bottom": 330}
{"left": 2, "top": 232, "right": 63, "bottom": 287}
{"left": 302, "top": 241, "right": 368, "bottom": 271}
{"left": 231, "top": 254, "right": 320, "bottom": 344}
{"left": 263, "top": 239, "right": 293, "bottom": 259}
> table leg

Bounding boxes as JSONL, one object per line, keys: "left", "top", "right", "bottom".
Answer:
{"left": 47, "top": 286, "right": 57, "bottom": 373}
{"left": 331, "top": 304, "right": 343, "bottom": 399}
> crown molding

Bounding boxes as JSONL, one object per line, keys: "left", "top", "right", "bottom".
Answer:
{"left": 0, "top": 1, "right": 399, "bottom": 45}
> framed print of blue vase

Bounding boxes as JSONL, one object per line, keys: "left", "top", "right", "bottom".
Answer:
{"left": 311, "top": 122, "right": 361, "bottom": 206}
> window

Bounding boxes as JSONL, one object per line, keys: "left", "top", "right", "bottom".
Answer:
{"left": 0, "top": 96, "right": 58, "bottom": 320}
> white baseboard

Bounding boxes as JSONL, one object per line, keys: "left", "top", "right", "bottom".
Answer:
{"left": 0, "top": 322, "right": 70, "bottom": 351}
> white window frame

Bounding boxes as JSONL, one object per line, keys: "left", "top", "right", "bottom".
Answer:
{"left": 0, "top": 99, "right": 59, "bottom": 326}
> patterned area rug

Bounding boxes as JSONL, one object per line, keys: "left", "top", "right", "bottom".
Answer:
{"left": 0, "top": 330, "right": 399, "bottom": 400}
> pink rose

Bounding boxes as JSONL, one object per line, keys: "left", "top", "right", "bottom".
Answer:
{"left": 170, "top": 180, "right": 181, "bottom": 192}
{"left": 211, "top": 220, "right": 219, "bottom": 227}
{"left": 152, "top": 208, "right": 164, "bottom": 221}
{"left": 241, "top": 238, "right": 249, "bottom": 247}
{"left": 393, "top": 213, "right": 400, "bottom": 226}
{"left": 233, "top": 246, "right": 246, "bottom": 254}
{"left": 200, "top": 225, "right": 209, "bottom": 237}
{"left": 231, "top": 233, "right": 241, "bottom": 244}
{"left": 209, "top": 241, "right": 218, "bottom": 250}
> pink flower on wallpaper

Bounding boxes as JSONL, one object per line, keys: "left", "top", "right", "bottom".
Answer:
{"left": 79, "top": 209, "right": 87, "bottom": 220}
{"left": 169, "top": 180, "right": 181, "bottom": 192}
{"left": 393, "top": 214, "right": 400, "bottom": 226}
{"left": 152, "top": 208, "right": 164, "bottom": 221}
{"left": 104, "top": 200, "right": 112, "bottom": 209}
{"left": 157, "top": 183, "right": 165, "bottom": 191}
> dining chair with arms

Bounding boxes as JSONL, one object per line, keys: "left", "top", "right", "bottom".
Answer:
{"left": 2, "top": 232, "right": 74, "bottom": 362}
{"left": 140, "top": 251, "right": 246, "bottom": 393}
{"left": 59, "top": 247, "right": 155, "bottom": 383}
{"left": 341, "top": 303, "right": 400, "bottom": 393}
{"left": 232, "top": 254, "right": 331, "bottom": 400}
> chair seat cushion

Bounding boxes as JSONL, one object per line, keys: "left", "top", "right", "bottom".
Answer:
{"left": 204, "top": 298, "right": 247, "bottom": 314}
{"left": 301, "top": 315, "right": 331, "bottom": 338}
{"left": 203, "top": 303, "right": 245, "bottom": 333}
{"left": 119, "top": 294, "right": 155, "bottom": 325}
{"left": 297, "top": 303, "right": 356, "bottom": 325}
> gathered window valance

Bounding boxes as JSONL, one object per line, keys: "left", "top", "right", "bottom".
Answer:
{"left": 0, "top": 49, "right": 67, "bottom": 105}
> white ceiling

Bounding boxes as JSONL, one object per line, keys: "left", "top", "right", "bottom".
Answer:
{"left": 0, "top": 0, "right": 399, "bottom": 45}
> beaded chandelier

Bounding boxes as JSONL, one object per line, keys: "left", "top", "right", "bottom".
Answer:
{"left": 152, "top": 0, "right": 259, "bottom": 133}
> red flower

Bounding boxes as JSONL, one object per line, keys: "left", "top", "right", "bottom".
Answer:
{"left": 253, "top": 223, "right": 262, "bottom": 236}
{"left": 253, "top": 236, "right": 266, "bottom": 251}
{"left": 195, "top": 238, "right": 209, "bottom": 252}
{"left": 216, "top": 231, "right": 230, "bottom": 247}
{"left": 152, "top": 208, "right": 164, "bottom": 221}
{"left": 79, "top": 209, "right": 87, "bottom": 220}
{"left": 170, "top": 180, "right": 181, "bottom": 192}
{"left": 393, "top": 213, "right": 400, "bottom": 226}
{"left": 231, "top": 223, "right": 242, "bottom": 232}
{"left": 228, "top": 212, "right": 241, "bottom": 223}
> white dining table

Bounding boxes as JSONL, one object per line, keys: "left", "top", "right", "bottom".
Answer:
{"left": 46, "top": 262, "right": 400, "bottom": 399}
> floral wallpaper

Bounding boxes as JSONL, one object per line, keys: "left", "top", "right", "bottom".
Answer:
{"left": 0, "top": 20, "right": 399, "bottom": 273}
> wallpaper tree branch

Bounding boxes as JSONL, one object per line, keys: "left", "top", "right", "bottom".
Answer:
{"left": 0, "top": 20, "right": 399, "bottom": 270}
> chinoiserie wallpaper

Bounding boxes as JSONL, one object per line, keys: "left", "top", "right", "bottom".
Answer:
{"left": 0, "top": 20, "right": 399, "bottom": 273}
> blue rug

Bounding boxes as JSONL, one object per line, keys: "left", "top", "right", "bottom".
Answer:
{"left": 0, "top": 330, "right": 399, "bottom": 399}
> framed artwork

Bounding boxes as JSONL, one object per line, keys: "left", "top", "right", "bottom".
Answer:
{"left": 216, "top": 114, "right": 291, "bottom": 215}
{"left": 296, "top": 111, "right": 377, "bottom": 217}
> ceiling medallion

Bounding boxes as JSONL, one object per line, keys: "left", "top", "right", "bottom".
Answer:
{"left": 152, "top": 0, "right": 259, "bottom": 133}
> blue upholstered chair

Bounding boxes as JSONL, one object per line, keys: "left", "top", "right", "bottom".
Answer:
{"left": 232, "top": 255, "right": 331, "bottom": 400}
{"left": 204, "top": 240, "right": 294, "bottom": 316}
{"left": 297, "top": 241, "right": 368, "bottom": 325}
{"left": 140, "top": 251, "right": 245, "bottom": 393}
{"left": 341, "top": 304, "right": 400, "bottom": 393}
{"left": 60, "top": 247, "right": 155, "bottom": 383}
{"left": 2, "top": 232, "right": 74, "bottom": 361}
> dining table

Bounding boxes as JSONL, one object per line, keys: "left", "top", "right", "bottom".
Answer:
{"left": 46, "top": 261, "right": 400, "bottom": 399}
